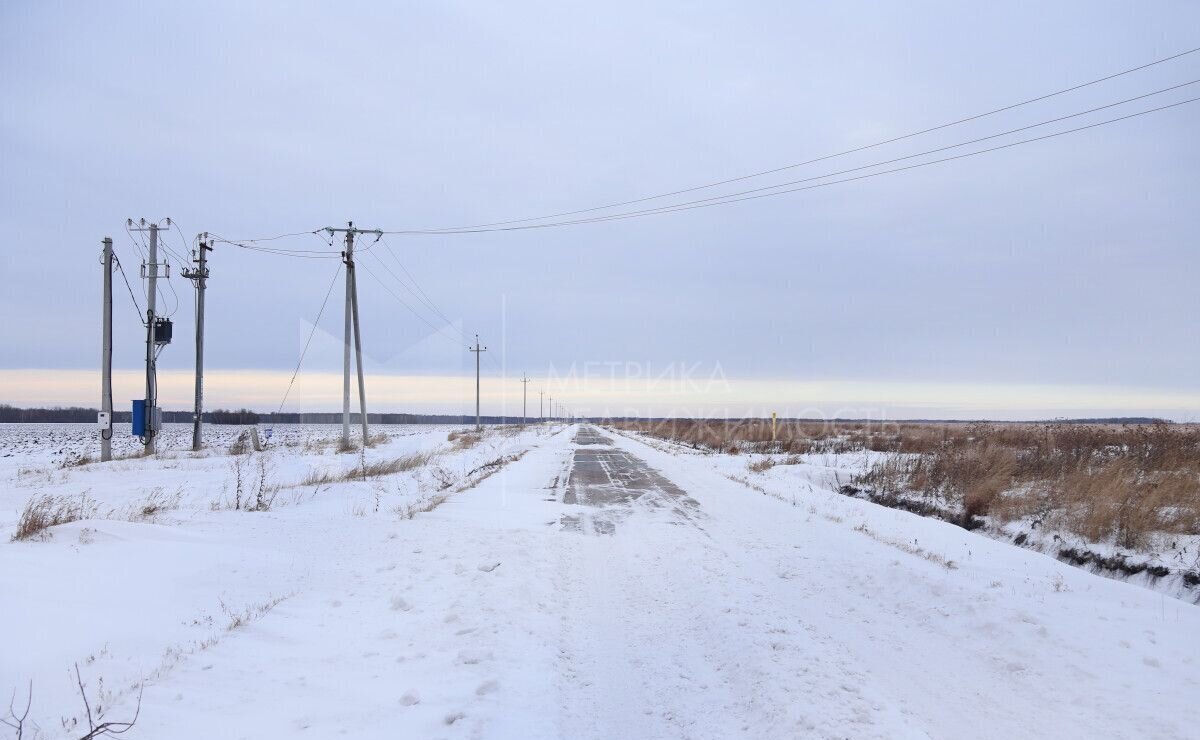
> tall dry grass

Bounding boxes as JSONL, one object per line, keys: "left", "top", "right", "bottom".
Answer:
{"left": 613, "top": 419, "right": 1200, "bottom": 548}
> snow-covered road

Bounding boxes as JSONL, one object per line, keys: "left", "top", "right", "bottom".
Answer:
{"left": 6, "top": 424, "right": 1199, "bottom": 739}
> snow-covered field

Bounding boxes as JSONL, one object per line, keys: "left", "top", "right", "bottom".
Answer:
{"left": 3, "top": 423, "right": 1198, "bottom": 739}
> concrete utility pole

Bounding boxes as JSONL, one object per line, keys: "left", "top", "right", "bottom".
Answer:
{"left": 129, "top": 218, "right": 174, "bottom": 456}
{"left": 146, "top": 223, "right": 158, "bottom": 454}
{"left": 342, "top": 229, "right": 354, "bottom": 447}
{"left": 181, "top": 235, "right": 211, "bottom": 451}
{"left": 468, "top": 335, "right": 487, "bottom": 431}
{"left": 539, "top": 390, "right": 544, "bottom": 422}
{"left": 129, "top": 220, "right": 168, "bottom": 455}
{"left": 324, "top": 223, "right": 380, "bottom": 449}
{"left": 100, "top": 237, "right": 113, "bottom": 462}
{"left": 350, "top": 241, "right": 368, "bottom": 446}
{"left": 520, "top": 375, "right": 529, "bottom": 427}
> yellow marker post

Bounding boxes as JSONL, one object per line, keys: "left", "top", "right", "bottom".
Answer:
{"left": 771, "top": 411, "right": 777, "bottom": 442}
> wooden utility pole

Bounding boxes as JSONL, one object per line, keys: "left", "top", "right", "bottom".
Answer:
{"left": 468, "top": 335, "right": 487, "bottom": 431}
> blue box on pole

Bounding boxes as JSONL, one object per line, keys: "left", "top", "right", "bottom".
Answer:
{"left": 132, "top": 399, "right": 146, "bottom": 436}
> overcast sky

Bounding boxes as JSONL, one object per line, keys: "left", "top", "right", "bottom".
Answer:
{"left": 2, "top": 1, "right": 1198, "bottom": 419}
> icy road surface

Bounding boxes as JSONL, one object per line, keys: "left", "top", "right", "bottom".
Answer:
{"left": 5, "top": 425, "right": 1198, "bottom": 739}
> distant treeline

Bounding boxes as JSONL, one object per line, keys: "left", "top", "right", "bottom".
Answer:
{"left": 0, "top": 404, "right": 548, "bottom": 426}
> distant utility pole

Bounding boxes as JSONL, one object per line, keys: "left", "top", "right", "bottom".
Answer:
{"left": 468, "top": 335, "right": 487, "bottom": 431}
{"left": 100, "top": 237, "right": 113, "bottom": 462}
{"left": 324, "top": 223, "right": 380, "bottom": 449}
{"left": 548, "top": 395, "right": 553, "bottom": 423}
{"left": 539, "top": 390, "right": 544, "bottom": 422}
{"left": 181, "top": 234, "right": 212, "bottom": 451}
{"left": 520, "top": 375, "right": 530, "bottom": 427}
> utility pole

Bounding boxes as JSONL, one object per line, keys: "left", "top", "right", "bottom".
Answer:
{"left": 548, "top": 395, "right": 552, "bottom": 424}
{"left": 539, "top": 390, "right": 544, "bottom": 423}
{"left": 520, "top": 374, "right": 529, "bottom": 427}
{"left": 342, "top": 229, "right": 354, "bottom": 447}
{"left": 181, "top": 235, "right": 211, "bottom": 451}
{"left": 129, "top": 219, "right": 173, "bottom": 455}
{"left": 324, "top": 223, "right": 380, "bottom": 449}
{"left": 145, "top": 222, "right": 158, "bottom": 454}
{"left": 468, "top": 335, "right": 487, "bottom": 431}
{"left": 350, "top": 238, "right": 368, "bottom": 446}
{"left": 100, "top": 237, "right": 113, "bottom": 462}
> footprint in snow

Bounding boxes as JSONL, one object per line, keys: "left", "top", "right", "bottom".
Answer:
{"left": 445, "top": 711, "right": 466, "bottom": 725}
{"left": 399, "top": 690, "right": 420, "bottom": 706}
{"left": 475, "top": 680, "right": 499, "bottom": 696}
{"left": 477, "top": 562, "right": 501, "bottom": 572}
{"left": 391, "top": 596, "right": 413, "bottom": 612}
{"left": 457, "top": 649, "right": 492, "bottom": 665}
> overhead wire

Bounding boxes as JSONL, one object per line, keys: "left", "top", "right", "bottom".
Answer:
{"left": 383, "top": 94, "right": 1200, "bottom": 234}
{"left": 113, "top": 254, "right": 146, "bottom": 326}
{"left": 502, "top": 80, "right": 1200, "bottom": 228}
{"left": 356, "top": 258, "right": 464, "bottom": 342}
{"left": 367, "top": 242, "right": 458, "bottom": 331}
{"left": 209, "top": 230, "right": 340, "bottom": 259}
{"left": 402, "top": 45, "right": 1200, "bottom": 232}
{"left": 276, "top": 262, "right": 344, "bottom": 414}
{"left": 377, "top": 236, "right": 457, "bottom": 328}
{"left": 168, "top": 46, "right": 1200, "bottom": 247}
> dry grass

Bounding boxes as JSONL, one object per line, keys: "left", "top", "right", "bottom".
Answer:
{"left": 352, "top": 451, "right": 433, "bottom": 480}
{"left": 448, "top": 430, "right": 481, "bottom": 450}
{"left": 615, "top": 419, "right": 1200, "bottom": 549}
{"left": 853, "top": 422, "right": 1200, "bottom": 547}
{"left": 298, "top": 450, "right": 434, "bottom": 486}
{"left": 127, "top": 487, "right": 183, "bottom": 521}
{"left": 611, "top": 418, "right": 908, "bottom": 454}
{"left": 746, "top": 457, "right": 776, "bottom": 473}
{"left": 12, "top": 493, "right": 100, "bottom": 541}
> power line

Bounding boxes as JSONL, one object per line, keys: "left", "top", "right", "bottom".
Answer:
{"left": 113, "top": 254, "right": 146, "bottom": 326}
{"left": 403, "top": 45, "right": 1200, "bottom": 232}
{"left": 378, "top": 236, "right": 452, "bottom": 321}
{"left": 384, "top": 94, "right": 1200, "bottom": 234}
{"left": 124, "top": 221, "right": 148, "bottom": 262}
{"left": 276, "top": 262, "right": 343, "bottom": 414}
{"left": 371, "top": 238, "right": 458, "bottom": 329}
{"left": 209, "top": 230, "right": 341, "bottom": 259}
{"left": 211, "top": 48, "right": 1200, "bottom": 245}
{"left": 356, "top": 258, "right": 462, "bottom": 339}
{"left": 499, "top": 80, "right": 1200, "bottom": 228}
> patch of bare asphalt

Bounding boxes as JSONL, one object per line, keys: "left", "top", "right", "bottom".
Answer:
{"left": 560, "top": 427, "right": 701, "bottom": 535}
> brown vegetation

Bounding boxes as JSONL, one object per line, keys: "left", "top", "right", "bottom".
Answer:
{"left": 614, "top": 419, "right": 1200, "bottom": 549}
{"left": 12, "top": 493, "right": 100, "bottom": 541}
{"left": 611, "top": 418, "right": 914, "bottom": 454}
{"left": 298, "top": 450, "right": 434, "bottom": 486}
{"left": 447, "top": 430, "right": 481, "bottom": 449}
